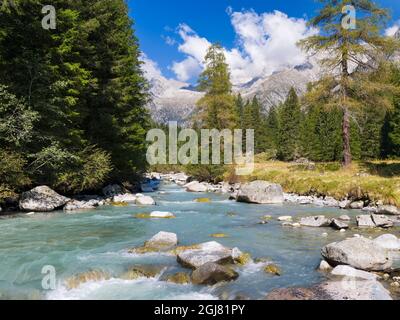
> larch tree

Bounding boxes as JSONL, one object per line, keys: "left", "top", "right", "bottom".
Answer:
{"left": 299, "top": 0, "right": 397, "bottom": 167}
{"left": 196, "top": 44, "right": 236, "bottom": 130}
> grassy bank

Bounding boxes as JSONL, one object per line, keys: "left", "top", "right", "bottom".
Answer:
{"left": 151, "top": 160, "right": 400, "bottom": 206}
{"left": 228, "top": 161, "right": 400, "bottom": 207}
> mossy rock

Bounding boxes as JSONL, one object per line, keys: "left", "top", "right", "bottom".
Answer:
{"left": 195, "top": 198, "right": 211, "bottom": 203}
{"left": 162, "top": 272, "right": 191, "bottom": 284}
{"left": 264, "top": 264, "right": 282, "bottom": 276}
{"left": 111, "top": 202, "right": 129, "bottom": 207}
{"left": 210, "top": 233, "right": 229, "bottom": 238}
{"left": 120, "top": 265, "right": 165, "bottom": 280}
{"left": 169, "top": 244, "right": 201, "bottom": 255}
{"left": 128, "top": 246, "right": 159, "bottom": 254}
{"left": 235, "top": 252, "right": 252, "bottom": 266}
{"left": 65, "top": 270, "right": 111, "bottom": 290}
{"left": 134, "top": 213, "right": 151, "bottom": 219}
{"left": 261, "top": 215, "right": 273, "bottom": 221}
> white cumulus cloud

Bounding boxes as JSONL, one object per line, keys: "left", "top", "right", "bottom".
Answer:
{"left": 169, "top": 10, "right": 318, "bottom": 85}
{"left": 385, "top": 24, "right": 399, "bottom": 37}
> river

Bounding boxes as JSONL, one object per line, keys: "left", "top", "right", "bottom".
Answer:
{"left": 0, "top": 181, "right": 388, "bottom": 300}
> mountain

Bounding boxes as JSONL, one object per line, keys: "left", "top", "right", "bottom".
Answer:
{"left": 144, "top": 56, "right": 321, "bottom": 126}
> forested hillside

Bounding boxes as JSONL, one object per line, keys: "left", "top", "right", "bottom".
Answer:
{"left": 0, "top": 0, "right": 150, "bottom": 202}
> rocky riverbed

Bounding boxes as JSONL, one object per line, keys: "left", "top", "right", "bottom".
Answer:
{"left": 0, "top": 173, "right": 399, "bottom": 300}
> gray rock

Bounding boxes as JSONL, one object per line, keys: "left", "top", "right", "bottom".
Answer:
{"left": 321, "top": 237, "right": 392, "bottom": 271}
{"left": 135, "top": 195, "right": 156, "bottom": 206}
{"left": 300, "top": 216, "right": 332, "bottom": 227}
{"left": 371, "top": 215, "right": 394, "bottom": 228}
{"left": 323, "top": 197, "right": 340, "bottom": 207}
{"left": 350, "top": 201, "right": 364, "bottom": 210}
{"left": 319, "top": 260, "right": 332, "bottom": 271}
{"left": 191, "top": 262, "right": 239, "bottom": 285}
{"left": 376, "top": 205, "right": 400, "bottom": 216}
{"left": 339, "top": 200, "right": 351, "bottom": 209}
{"left": 278, "top": 216, "right": 293, "bottom": 222}
{"left": 339, "top": 215, "right": 351, "bottom": 221}
{"left": 331, "top": 265, "right": 379, "bottom": 281}
{"left": 331, "top": 219, "right": 349, "bottom": 230}
{"left": 356, "top": 215, "right": 376, "bottom": 228}
{"left": 64, "top": 200, "right": 97, "bottom": 211}
{"left": 177, "top": 241, "right": 234, "bottom": 269}
{"left": 145, "top": 231, "right": 178, "bottom": 250}
{"left": 185, "top": 181, "right": 208, "bottom": 193}
{"left": 102, "top": 184, "right": 123, "bottom": 198}
{"left": 19, "top": 186, "right": 70, "bottom": 212}
{"left": 319, "top": 279, "right": 392, "bottom": 300}
{"left": 373, "top": 234, "right": 400, "bottom": 251}
{"left": 362, "top": 206, "right": 378, "bottom": 214}
{"left": 113, "top": 194, "right": 137, "bottom": 203}
{"left": 236, "top": 181, "right": 284, "bottom": 204}
{"left": 149, "top": 211, "right": 175, "bottom": 218}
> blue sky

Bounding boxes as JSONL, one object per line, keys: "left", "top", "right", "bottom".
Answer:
{"left": 128, "top": 0, "right": 400, "bottom": 84}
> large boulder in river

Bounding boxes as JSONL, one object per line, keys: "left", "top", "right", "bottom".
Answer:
{"left": 356, "top": 215, "right": 376, "bottom": 228}
{"left": 300, "top": 216, "right": 332, "bottom": 227}
{"left": 177, "top": 241, "right": 234, "bottom": 269}
{"left": 236, "top": 181, "right": 284, "bottom": 204}
{"left": 318, "top": 279, "right": 392, "bottom": 300}
{"left": 113, "top": 194, "right": 137, "bottom": 203}
{"left": 185, "top": 181, "right": 208, "bottom": 193}
{"left": 331, "top": 219, "right": 349, "bottom": 230}
{"left": 64, "top": 199, "right": 98, "bottom": 211}
{"left": 191, "top": 262, "right": 239, "bottom": 285}
{"left": 373, "top": 234, "right": 400, "bottom": 251}
{"left": 331, "top": 265, "right": 379, "bottom": 281}
{"left": 135, "top": 195, "right": 156, "bottom": 205}
{"left": 129, "top": 231, "right": 178, "bottom": 254}
{"left": 376, "top": 205, "right": 400, "bottom": 216}
{"left": 371, "top": 215, "right": 394, "bottom": 228}
{"left": 321, "top": 237, "right": 392, "bottom": 271}
{"left": 19, "top": 186, "right": 70, "bottom": 212}
{"left": 145, "top": 231, "right": 178, "bottom": 250}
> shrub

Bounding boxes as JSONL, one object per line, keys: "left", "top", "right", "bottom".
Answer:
{"left": 0, "top": 151, "right": 31, "bottom": 201}
{"left": 55, "top": 147, "right": 112, "bottom": 194}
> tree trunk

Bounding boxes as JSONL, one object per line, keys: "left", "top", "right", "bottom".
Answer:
{"left": 342, "top": 106, "right": 352, "bottom": 167}
{"left": 341, "top": 50, "right": 352, "bottom": 167}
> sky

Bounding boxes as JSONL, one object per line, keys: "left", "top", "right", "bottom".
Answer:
{"left": 128, "top": 0, "right": 400, "bottom": 85}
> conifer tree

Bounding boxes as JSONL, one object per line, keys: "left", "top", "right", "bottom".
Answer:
{"left": 196, "top": 44, "right": 236, "bottom": 130}
{"left": 300, "top": 0, "right": 396, "bottom": 166}
{"left": 278, "top": 88, "right": 301, "bottom": 161}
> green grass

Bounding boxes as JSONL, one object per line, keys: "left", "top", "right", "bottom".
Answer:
{"left": 226, "top": 161, "right": 400, "bottom": 206}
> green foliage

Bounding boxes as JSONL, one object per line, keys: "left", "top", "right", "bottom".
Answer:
{"left": 55, "top": 147, "right": 112, "bottom": 194}
{"left": 299, "top": 0, "right": 397, "bottom": 166}
{"left": 0, "top": 151, "right": 30, "bottom": 201}
{"left": 0, "top": 84, "right": 38, "bottom": 148}
{"left": 0, "top": 0, "right": 150, "bottom": 198}
{"left": 196, "top": 44, "right": 236, "bottom": 130}
{"left": 277, "top": 88, "right": 301, "bottom": 161}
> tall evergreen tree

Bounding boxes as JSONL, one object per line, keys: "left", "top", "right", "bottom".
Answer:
{"left": 196, "top": 44, "right": 236, "bottom": 130}
{"left": 0, "top": 0, "right": 150, "bottom": 193}
{"left": 300, "top": 0, "right": 396, "bottom": 166}
{"left": 235, "top": 93, "right": 245, "bottom": 129}
{"left": 278, "top": 88, "right": 301, "bottom": 161}
{"left": 265, "top": 106, "right": 279, "bottom": 150}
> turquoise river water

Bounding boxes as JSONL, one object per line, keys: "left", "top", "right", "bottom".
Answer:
{"left": 0, "top": 182, "right": 393, "bottom": 300}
